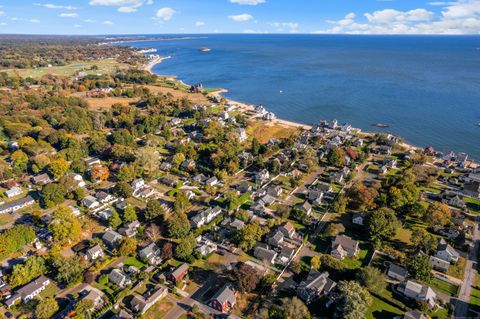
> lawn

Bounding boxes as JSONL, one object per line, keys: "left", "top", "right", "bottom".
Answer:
{"left": 143, "top": 299, "right": 174, "bottom": 319}
{"left": 366, "top": 295, "right": 404, "bottom": 319}
{"left": 0, "top": 213, "right": 14, "bottom": 226}
{"left": 430, "top": 278, "right": 459, "bottom": 297}
{"left": 447, "top": 256, "right": 466, "bottom": 279}
{"left": 124, "top": 256, "right": 147, "bottom": 269}
{"left": 341, "top": 245, "right": 372, "bottom": 269}
{"left": 469, "top": 287, "right": 480, "bottom": 313}
{"left": 5, "top": 59, "right": 126, "bottom": 79}
{"left": 246, "top": 120, "right": 300, "bottom": 144}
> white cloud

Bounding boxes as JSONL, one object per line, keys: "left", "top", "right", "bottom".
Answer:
{"left": 196, "top": 21, "right": 205, "bottom": 27}
{"left": 270, "top": 22, "right": 299, "bottom": 33}
{"left": 10, "top": 17, "right": 23, "bottom": 21}
{"left": 0, "top": 22, "right": 7, "bottom": 26}
{"left": 229, "top": 13, "right": 253, "bottom": 22}
{"left": 315, "top": 0, "right": 480, "bottom": 34}
{"left": 74, "top": 24, "right": 82, "bottom": 28}
{"left": 156, "top": 7, "right": 176, "bottom": 21}
{"left": 118, "top": 6, "right": 138, "bottom": 13}
{"left": 229, "top": 0, "right": 265, "bottom": 5}
{"left": 0, "top": 11, "right": 4, "bottom": 16}
{"left": 84, "top": 19, "right": 96, "bottom": 23}
{"left": 34, "top": 3, "right": 78, "bottom": 10}
{"left": 59, "top": 13, "right": 79, "bottom": 18}
{"left": 103, "top": 20, "right": 114, "bottom": 25}
{"left": 90, "top": 0, "right": 150, "bottom": 13}
{"left": 30, "top": 19, "right": 41, "bottom": 23}
{"left": 146, "top": 0, "right": 153, "bottom": 4}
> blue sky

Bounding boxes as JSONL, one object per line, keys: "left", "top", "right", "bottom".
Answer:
{"left": 0, "top": 0, "right": 479, "bottom": 35}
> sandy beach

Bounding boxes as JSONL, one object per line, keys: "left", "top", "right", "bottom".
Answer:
{"left": 144, "top": 55, "right": 171, "bottom": 73}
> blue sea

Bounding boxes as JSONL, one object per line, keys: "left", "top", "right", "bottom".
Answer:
{"left": 127, "top": 34, "right": 480, "bottom": 160}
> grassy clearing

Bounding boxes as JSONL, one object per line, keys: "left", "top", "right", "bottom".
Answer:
{"left": 430, "top": 278, "right": 459, "bottom": 297}
{"left": 85, "top": 97, "right": 139, "bottom": 111}
{"left": 6, "top": 59, "right": 125, "bottom": 78}
{"left": 0, "top": 213, "right": 14, "bottom": 226}
{"left": 143, "top": 299, "right": 174, "bottom": 319}
{"left": 246, "top": 120, "right": 300, "bottom": 144}
{"left": 366, "top": 295, "right": 404, "bottom": 319}
{"left": 124, "top": 256, "right": 147, "bottom": 269}
{"left": 447, "top": 256, "right": 466, "bottom": 279}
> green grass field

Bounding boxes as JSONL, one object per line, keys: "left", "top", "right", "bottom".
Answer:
{"left": 124, "top": 256, "right": 147, "bottom": 269}
{"left": 366, "top": 295, "right": 404, "bottom": 319}
{"left": 431, "top": 278, "right": 459, "bottom": 297}
{"left": 5, "top": 59, "right": 125, "bottom": 79}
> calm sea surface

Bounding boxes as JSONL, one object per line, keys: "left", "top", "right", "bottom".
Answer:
{"left": 127, "top": 34, "right": 480, "bottom": 160}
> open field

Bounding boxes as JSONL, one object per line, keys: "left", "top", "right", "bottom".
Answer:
{"left": 144, "top": 299, "right": 175, "bottom": 319}
{"left": 145, "top": 84, "right": 212, "bottom": 104}
{"left": 5, "top": 59, "right": 126, "bottom": 78}
{"left": 246, "top": 120, "right": 300, "bottom": 144}
{"left": 366, "top": 295, "right": 404, "bottom": 319}
{"left": 85, "top": 97, "right": 139, "bottom": 111}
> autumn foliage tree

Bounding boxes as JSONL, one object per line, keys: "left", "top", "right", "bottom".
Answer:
{"left": 90, "top": 164, "right": 109, "bottom": 181}
{"left": 424, "top": 202, "right": 451, "bottom": 228}
{"left": 347, "top": 183, "right": 378, "bottom": 212}
{"left": 234, "top": 262, "right": 261, "bottom": 293}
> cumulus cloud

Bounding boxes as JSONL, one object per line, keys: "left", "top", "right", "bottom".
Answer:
{"left": 84, "top": 19, "right": 96, "bottom": 23}
{"left": 34, "top": 3, "right": 78, "bottom": 10}
{"left": 0, "top": 11, "right": 4, "bottom": 16}
{"left": 74, "top": 24, "right": 82, "bottom": 28}
{"left": 270, "top": 22, "right": 299, "bottom": 33}
{"left": 195, "top": 21, "right": 205, "bottom": 26}
{"left": 103, "top": 20, "right": 114, "bottom": 25}
{"left": 229, "top": 13, "right": 253, "bottom": 22}
{"left": 314, "top": 0, "right": 480, "bottom": 34}
{"left": 30, "top": 19, "right": 41, "bottom": 23}
{"left": 229, "top": 0, "right": 265, "bottom": 5}
{"left": 156, "top": 7, "right": 176, "bottom": 21}
{"left": 59, "top": 13, "right": 79, "bottom": 18}
{"left": 90, "top": 0, "right": 149, "bottom": 13}
{"left": 0, "top": 22, "right": 7, "bottom": 26}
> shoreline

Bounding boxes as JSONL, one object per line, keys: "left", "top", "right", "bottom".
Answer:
{"left": 142, "top": 55, "right": 480, "bottom": 167}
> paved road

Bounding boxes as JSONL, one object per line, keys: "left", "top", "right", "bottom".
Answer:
{"left": 455, "top": 220, "right": 479, "bottom": 318}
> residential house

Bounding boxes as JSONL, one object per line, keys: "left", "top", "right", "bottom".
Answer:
{"left": 109, "top": 269, "right": 131, "bottom": 288}
{"left": 81, "top": 288, "right": 105, "bottom": 311}
{"left": 330, "top": 235, "right": 359, "bottom": 259}
{"left": 255, "top": 169, "right": 270, "bottom": 186}
{"left": 236, "top": 128, "right": 247, "bottom": 142}
{"left": 267, "top": 186, "right": 283, "bottom": 197}
{"left": 70, "top": 173, "right": 86, "bottom": 188}
{"left": 308, "top": 190, "right": 323, "bottom": 206}
{"left": 206, "top": 176, "right": 218, "bottom": 187}
{"left": 85, "top": 157, "right": 101, "bottom": 167}
{"left": 118, "top": 221, "right": 141, "bottom": 238}
{"left": 167, "top": 263, "right": 189, "bottom": 284}
{"left": 129, "top": 285, "right": 168, "bottom": 315}
{"left": 0, "top": 196, "right": 35, "bottom": 214}
{"left": 297, "top": 201, "right": 313, "bottom": 215}
{"left": 352, "top": 213, "right": 365, "bottom": 226}
{"left": 267, "top": 231, "right": 284, "bottom": 247}
{"left": 160, "top": 162, "right": 172, "bottom": 171}
{"left": 237, "top": 182, "right": 253, "bottom": 193}
{"left": 85, "top": 244, "right": 104, "bottom": 261}
{"left": 398, "top": 280, "right": 437, "bottom": 309}
{"left": 181, "top": 159, "right": 196, "bottom": 171}
{"left": 277, "top": 246, "right": 295, "bottom": 266}
{"left": 193, "top": 174, "right": 208, "bottom": 184}
{"left": 404, "top": 311, "right": 428, "bottom": 319}
{"left": 208, "top": 284, "right": 237, "bottom": 313}
{"left": 190, "top": 206, "right": 223, "bottom": 228}
{"left": 82, "top": 195, "right": 100, "bottom": 210}
{"left": 4, "top": 186, "right": 23, "bottom": 198}
{"left": 259, "top": 194, "right": 276, "bottom": 207}
{"left": 253, "top": 245, "right": 278, "bottom": 264}
{"left": 5, "top": 276, "right": 51, "bottom": 307}
{"left": 95, "top": 191, "right": 114, "bottom": 204}
{"left": 297, "top": 270, "right": 336, "bottom": 305}
{"left": 97, "top": 208, "right": 113, "bottom": 221}
{"left": 195, "top": 238, "right": 218, "bottom": 256}
{"left": 387, "top": 264, "right": 408, "bottom": 282}
{"left": 102, "top": 230, "right": 123, "bottom": 248}
{"left": 138, "top": 243, "right": 162, "bottom": 265}
{"left": 279, "top": 222, "right": 296, "bottom": 239}
{"left": 31, "top": 173, "right": 51, "bottom": 185}
{"left": 436, "top": 238, "right": 459, "bottom": 263}
{"left": 131, "top": 178, "right": 145, "bottom": 191}
{"left": 429, "top": 256, "right": 450, "bottom": 273}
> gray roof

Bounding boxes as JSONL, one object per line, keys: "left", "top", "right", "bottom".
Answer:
{"left": 0, "top": 195, "right": 35, "bottom": 213}
{"left": 211, "top": 283, "right": 236, "bottom": 305}
{"left": 388, "top": 264, "right": 408, "bottom": 278}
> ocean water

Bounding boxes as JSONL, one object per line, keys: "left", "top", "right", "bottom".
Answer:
{"left": 127, "top": 34, "right": 480, "bottom": 160}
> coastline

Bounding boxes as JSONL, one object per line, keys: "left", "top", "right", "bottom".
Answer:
{"left": 142, "top": 55, "right": 480, "bottom": 168}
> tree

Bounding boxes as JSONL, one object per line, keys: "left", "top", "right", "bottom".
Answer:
{"left": 332, "top": 195, "right": 347, "bottom": 214}
{"left": 144, "top": 199, "right": 165, "bottom": 221}
{"left": 8, "top": 256, "right": 47, "bottom": 288}
{"left": 356, "top": 266, "right": 387, "bottom": 294}
{"left": 117, "top": 164, "right": 135, "bottom": 182}
{"left": 336, "top": 281, "right": 372, "bottom": 319}
{"left": 368, "top": 207, "right": 399, "bottom": 248}
{"left": 174, "top": 191, "right": 191, "bottom": 213}
{"left": 118, "top": 237, "right": 137, "bottom": 256}
{"left": 36, "top": 297, "right": 59, "bottom": 319}
{"left": 327, "top": 147, "right": 345, "bottom": 167}
{"left": 90, "top": 164, "right": 109, "bottom": 181}
{"left": 0, "top": 225, "right": 36, "bottom": 259}
{"left": 48, "top": 158, "right": 70, "bottom": 179}
{"left": 167, "top": 212, "right": 191, "bottom": 239}
{"left": 411, "top": 229, "right": 438, "bottom": 254}
{"left": 53, "top": 256, "right": 84, "bottom": 286}
{"left": 323, "top": 223, "right": 345, "bottom": 238}
{"left": 145, "top": 224, "right": 162, "bottom": 242}
{"left": 424, "top": 202, "right": 451, "bottom": 228}
{"left": 73, "top": 298, "right": 94, "bottom": 319}
{"left": 162, "top": 242, "right": 173, "bottom": 260}
{"left": 49, "top": 206, "right": 82, "bottom": 245}
{"left": 109, "top": 210, "right": 122, "bottom": 229}
{"left": 172, "top": 152, "right": 186, "bottom": 168}
{"left": 235, "top": 263, "right": 260, "bottom": 293}
{"left": 41, "top": 183, "right": 67, "bottom": 207}
{"left": 237, "top": 221, "right": 264, "bottom": 251}
{"left": 407, "top": 255, "right": 433, "bottom": 283}
{"left": 123, "top": 205, "right": 137, "bottom": 222}
{"left": 114, "top": 181, "right": 133, "bottom": 198}
{"left": 11, "top": 150, "right": 28, "bottom": 173}
{"left": 347, "top": 184, "right": 378, "bottom": 212}
{"left": 175, "top": 234, "right": 196, "bottom": 260}
{"left": 270, "top": 297, "right": 311, "bottom": 319}
{"left": 135, "top": 148, "right": 159, "bottom": 178}
{"left": 311, "top": 255, "right": 321, "bottom": 270}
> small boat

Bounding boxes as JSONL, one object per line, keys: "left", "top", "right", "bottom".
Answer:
{"left": 372, "top": 123, "right": 390, "bottom": 128}
{"left": 199, "top": 47, "right": 211, "bottom": 52}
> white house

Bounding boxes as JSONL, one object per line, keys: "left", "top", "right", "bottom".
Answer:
{"left": 4, "top": 186, "right": 23, "bottom": 198}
